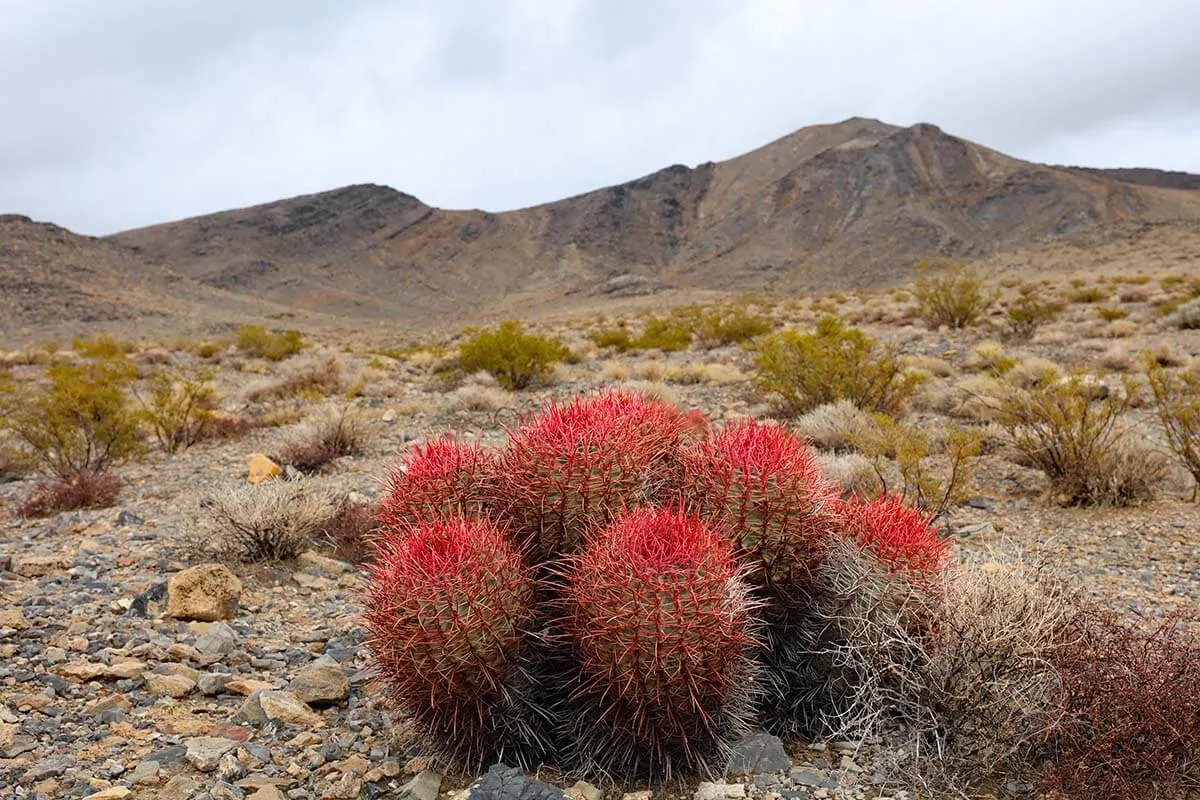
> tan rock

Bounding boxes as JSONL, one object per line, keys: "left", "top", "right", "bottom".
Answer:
{"left": 257, "top": 690, "right": 323, "bottom": 727}
{"left": 14, "top": 555, "right": 71, "bottom": 578}
{"left": 297, "top": 550, "right": 351, "bottom": 576}
{"left": 247, "top": 787, "right": 286, "bottom": 800}
{"left": 83, "top": 788, "right": 132, "bottom": 800}
{"left": 59, "top": 661, "right": 107, "bottom": 681}
{"left": 167, "top": 563, "right": 242, "bottom": 621}
{"left": 145, "top": 673, "right": 197, "bottom": 698}
{"left": 225, "top": 678, "right": 278, "bottom": 696}
{"left": 0, "top": 608, "right": 29, "bottom": 630}
{"left": 247, "top": 454, "right": 282, "bottom": 485}
{"left": 105, "top": 660, "right": 148, "bottom": 680}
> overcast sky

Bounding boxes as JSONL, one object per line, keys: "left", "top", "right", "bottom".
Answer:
{"left": 3, "top": 0, "right": 1199, "bottom": 235}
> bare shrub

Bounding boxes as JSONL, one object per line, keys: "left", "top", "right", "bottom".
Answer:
{"left": 136, "top": 367, "right": 221, "bottom": 453}
{"left": 1007, "top": 357, "right": 1064, "bottom": 390}
{"left": 1003, "top": 284, "right": 1063, "bottom": 342}
{"left": 1166, "top": 297, "right": 1200, "bottom": 329}
{"left": 197, "top": 480, "right": 342, "bottom": 561}
{"left": 246, "top": 353, "right": 344, "bottom": 402}
{"left": 321, "top": 498, "right": 380, "bottom": 564}
{"left": 817, "top": 452, "right": 883, "bottom": 498}
{"left": 794, "top": 400, "right": 878, "bottom": 452}
{"left": 277, "top": 408, "right": 366, "bottom": 474}
{"left": 18, "top": 471, "right": 123, "bottom": 518}
{"left": 1144, "top": 355, "right": 1200, "bottom": 498}
{"left": 445, "top": 384, "right": 513, "bottom": 413}
{"left": 996, "top": 376, "right": 1168, "bottom": 506}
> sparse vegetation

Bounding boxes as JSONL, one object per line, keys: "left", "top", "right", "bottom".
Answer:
{"left": 911, "top": 262, "right": 998, "bottom": 329}
{"left": 235, "top": 324, "right": 305, "bottom": 361}
{"left": 198, "top": 480, "right": 343, "bottom": 561}
{"left": 136, "top": 367, "right": 221, "bottom": 453}
{"left": 457, "top": 320, "right": 570, "bottom": 390}
{"left": 754, "top": 316, "right": 923, "bottom": 415}
{"left": 688, "top": 305, "right": 773, "bottom": 348}
{"left": 246, "top": 352, "right": 344, "bottom": 401}
{"left": 1003, "top": 283, "right": 1063, "bottom": 341}
{"left": 18, "top": 471, "right": 123, "bottom": 518}
{"left": 277, "top": 408, "right": 366, "bottom": 473}
{"left": 1143, "top": 355, "right": 1200, "bottom": 499}
{"left": 71, "top": 333, "right": 134, "bottom": 359}
{"left": 1167, "top": 297, "right": 1200, "bottom": 329}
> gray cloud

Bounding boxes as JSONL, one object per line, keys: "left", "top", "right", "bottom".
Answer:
{"left": 2, "top": 0, "right": 1198, "bottom": 234}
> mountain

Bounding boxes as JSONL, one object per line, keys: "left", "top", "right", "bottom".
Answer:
{"left": 4, "top": 118, "right": 1200, "bottom": 342}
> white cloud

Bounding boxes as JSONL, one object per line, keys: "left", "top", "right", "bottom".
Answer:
{"left": 1, "top": 0, "right": 1197, "bottom": 234}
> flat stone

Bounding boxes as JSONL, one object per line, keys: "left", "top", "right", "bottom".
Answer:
{"left": 161, "top": 775, "right": 201, "bottom": 800}
{"left": 199, "top": 672, "right": 234, "bottom": 695}
{"left": 0, "top": 608, "right": 28, "bottom": 629}
{"left": 247, "top": 787, "right": 286, "bottom": 800}
{"left": 105, "top": 660, "right": 148, "bottom": 679}
{"left": 146, "top": 672, "right": 197, "bottom": 698}
{"left": 59, "top": 660, "right": 108, "bottom": 681}
{"left": 258, "top": 690, "right": 323, "bottom": 727}
{"left": 565, "top": 781, "right": 601, "bottom": 800}
{"left": 468, "top": 764, "right": 568, "bottom": 800}
{"left": 400, "top": 770, "right": 442, "bottom": 800}
{"left": 168, "top": 563, "right": 242, "bottom": 621}
{"left": 323, "top": 772, "right": 364, "bottom": 799}
{"left": 694, "top": 783, "right": 746, "bottom": 800}
{"left": 226, "top": 678, "right": 277, "bottom": 696}
{"left": 726, "top": 732, "right": 791, "bottom": 776}
{"left": 789, "top": 769, "right": 837, "bottom": 790}
{"left": 22, "top": 755, "right": 73, "bottom": 781}
{"left": 288, "top": 656, "right": 350, "bottom": 705}
{"left": 128, "top": 760, "right": 161, "bottom": 786}
{"left": 185, "top": 736, "right": 238, "bottom": 772}
{"left": 83, "top": 789, "right": 132, "bottom": 800}
{"left": 14, "top": 554, "right": 71, "bottom": 578}
{"left": 87, "top": 693, "right": 132, "bottom": 718}
{"left": 195, "top": 621, "right": 239, "bottom": 661}
{"left": 298, "top": 550, "right": 351, "bottom": 575}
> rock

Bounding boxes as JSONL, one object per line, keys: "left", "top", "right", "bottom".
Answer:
{"left": 161, "top": 775, "right": 202, "bottom": 800}
{"left": 199, "top": 672, "right": 234, "bottom": 695}
{"left": 954, "top": 522, "right": 994, "bottom": 538}
{"left": 258, "top": 690, "right": 324, "bottom": 726}
{"left": 324, "top": 772, "right": 364, "bottom": 799}
{"left": 468, "top": 764, "right": 568, "bottom": 800}
{"left": 288, "top": 656, "right": 350, "bottom": 705}
{"left": 128, "top": 760, "right": 161, "bottom": 786}
{"left": 115, "top": 510, "right": 144, "bottom": 526}
{"left": 185, "top": 736, "right": 239, "bottom": 772}
{"left": 248, "top": 787, "right": 286, "bottom": 800}
{"left": 146, "top": 672, "right": 198, "bottom": 698}
{"left": 726, "top": 732, "right": 791, "bottom": 776}
{"left": 1004, "top": 779, "right": 1035, "bottom": 795}
{"left": 789, "top": 769, "right": 837, "bottom": 789}
{"left": 13, "top": 554, "right": 71, "bottom": 578}
{"left": 565, "top": 781, "right": 601, "bottom": 800}
{"left": 167, "top": 563, "right": 242, "bottom": 621}
{"left": 694, "top": 783, "right": 746, "bottom": 800}
{"left": 400, "top": 770, "right": 442, "bottom": 800}
{"left": 86, "top": 693, "right": 132, "bottom": 719}
{"left": 0, "top": 608, "right": 28, "bottom": 629}
{"left": 195, "top": 621, "right": 239, "bottom": 659}
{"left": 59, "top": 660, "right": 108, "bottom": 681}
{"left": 106, "top": 660, "right": 148, "bottom": 679}
{"left": 248, "top": 454, "right": 282, "bottom": 484}
{"left": 227, "top": 678, "right": 278, "bottom": 695}
{"left": 83, "top": 789, "right": 132, "bottom": 800}
{"left": 298, "top": 550, "right": 352, "bottom": 575}
{"left": 22, "top": 755, "right": 73, "bottom": 781}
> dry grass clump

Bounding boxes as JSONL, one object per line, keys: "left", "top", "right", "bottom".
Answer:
{"left": 964, "top": 341, "right": 1017, "bottom": 376}
{"left": 1118, "top": 286, "right": 1151, "bottom": 303}
{"left": 197, "top": 480, "right": 343, "bottom": 561}
{"left": 698, "top": 363, "right": 749, "bottom": 385}
{"left": 599, "top": 360, "right": 629, "bottom": 382}
{"left": 901, "top": 354, "right": 955, "bottom": 379}
{"left": 794, "top": 400, "right": 878, "bottom": 452}
{"left": 1006, "top": 357, "right": 1064, "bottom": 390}
{"left": 621, "top": 380, "right": 680, "bottom": 407}
{"left": 246, "top": 352, "right": 344, "bottom": 402}
{"left": 1098, "top": 344, "right": 1133, "bottom": 371}
{"left": 321, "top": 497, "right": 380, "bottom": 564}
{"left": 277, "top": 408, "right": 367, "bottom": 473}
{"left": 817, "top": 452, "right": 883, "bottom": 498}
{"left": 1166, "top": 297, "right": 1200, "bottom": 329}
{"left": 445, "top": 384, "right": 513, "bottom": 413}
{"left": 996, "top": 376, "right": 1168, "bottom": 506}
{"left": 630, "top": 361, "right": 668, "bottom": 381}
{"left": 18, "top": 472, "right": 123, "bottom": 518}
{"left": 71, "top": 333, "right": 135, "bottom": 359}
{"left": 1102, "top": 319, "right": 1138, "bottom": 338}
{"left": 0, "top": 435, "right": 35, "bottom": 482}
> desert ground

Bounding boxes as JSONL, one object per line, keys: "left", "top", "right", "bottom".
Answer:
{"left": 2, "top": 260, "right": 1200, "bottom": 800}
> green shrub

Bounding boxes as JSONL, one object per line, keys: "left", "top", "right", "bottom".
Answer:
{"left": 1143, "top": 355, "right": 1200, "bottom": 499}
{"left": 589, "top": 325, "right": 635, "bottom": 352}
{"left": 691, "top": 306, "right": 773, "bottom": 349}
{"left": 1095, "top": 306, "right": 1129, "bottom": 322}
{"left": 754, "top": 316, "right": 923, "bottom": 415}
{"left": 911, "top": 262, "right": 999, "bottom": 329}
{"left": 0, "top": 358, "right": 141, "bottom": 480}
{"left": 633, "top": 316, "right": 692, "bottom": 352}
{"left": 1003, "top": 284, "right": 1063, "bottom": 341}
{"left": 1064, "top": 286, "right": 1109, "bottom": 304}
{"left": 236, "top": 324, "right": 304, "bottom": 361}
{"left": 996, "top": 375, "right": 1166, "bottom": 506}
{"left": 137, "top": 367, "right": 221, "bottom": 454}
{"left": 457, "top": 321, "right": 570, "bottom": 390}
{"left": 71, "top": 333, "right": 134, "bottom": 359}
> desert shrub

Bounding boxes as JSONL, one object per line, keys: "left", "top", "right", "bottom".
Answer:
{"left": 633, "top": 315, "right": 692, "bottom": 352}
{"left": 1166, "top": 297, "right": 1200, "bottom": 329}
{"left": 1143, "top": 356, "right": 1200, "bottom": 499}
{"left": 457, "top": 321, "right": 570, "bottom": 390}
{"left": 1118, "top": 286, "right": 1151, "bottom": 303}
{"left": 793, "top": 399, "right": 878, "bottom": 452}
{"left": 848, "top": 415, "right": 982, "bottom": 515}
{"left": 996, "top": 376, "right": 1167, "bottom": 506}
{"left": 1095, "top": 305, "right": 1129, "bottom": 322}
{"left": 193, "top": 340, "right": 227, "bottom": 359}
{"left": 690, "top": 306, "right": 773, "bottom": 348}
{"left": 1007, "top": 357, "right": 1064, "bottom": 389}
{"left": 198, "top": 480, "right": 342, "bottom": 561}
{"left": 588, "top": 325, "right": 634, "bottom": 352}
{"left": 1003, "top": 283, "right": 1063, "bottom": 341}
{"left": 911, "top": 262, "right": 998, "bottom": 329}
{"left": 321, "top": 496, "right": 380, "bottom": 564}
{"left": 1064, "top": 285, "right": 1109, "bottom": 304}
{"left": 444, "top": 384, "right": 513, "bottom": 413}
{"left": 1103, "top": 319, "right": 1138, "bottom": 338}
{"left": 754, "top": 316, "right": 924, "bottom": 415}
{"left": 817, "top": 452, "right": 883, "bottom": 498}
{"left": 71, "top": 333, "right": 134, "bottom": 359}
{"left": 1045, "top": 608, "right": 1200, "bottom": 799}
{"left": 964, "top": 341, "right": 1017, "bottom": 376}
{"left": 137, "top": 367, "right": 221, "bottom": 454}
{"left": 235, "top": 324, "right": 304, "bottom": 361}
{"left": 18, "top": 471, "right": 123, "bottom": 518}
{"left": 277, "top": 408, "right": 366, "bottom": 473}
{"left": 0, "top": 435, "right": 35, "bottom": 482}
{"left": 0, "top": 358, "right": 141, "bottom": 481}
{"left": 246, "top": 352, "right": 344, "bottom": 401}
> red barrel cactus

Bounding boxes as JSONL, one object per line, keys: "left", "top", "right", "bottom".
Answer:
{"left": 561, "top": 507, "right": 760, "bottom": 778}
{"left": 492, "top": 391, "right": 704, "bottom": 564}
{"left": 378, "top": 436, "right": 494, "bottom": 530}
{"left": 678, "top": 419, "right": 841, "bottom": 613}
{"left": 364, "top": 515, "right": 550, "bottom": 771}
{"left": 833, "top": 494, "right": 949, "bottom": 578}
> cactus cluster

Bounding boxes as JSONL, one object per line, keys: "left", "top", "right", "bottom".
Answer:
{"left": 363, "top": 390, "right": 953, "bottom": 780}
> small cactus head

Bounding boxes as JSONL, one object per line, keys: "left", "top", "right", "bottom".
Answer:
{"left": 833, "top": 494, "right": 949, "bottom": 578}
{"left": 493, "top": 390, "right": 704, "bottom": 563}
{"left": 561, "top": 506, "right": 760, "bottom": 779}
{"left": 679, "top": 419, "right": 840, "bottom": 612}
{"left": 378, "top": 436, "right": 494, "bottom": 530}
{"left": 364, "top": 515, "right": 548, "bottom": 772}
